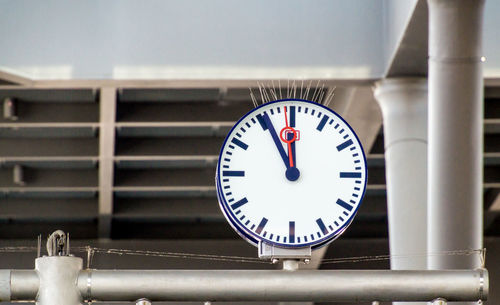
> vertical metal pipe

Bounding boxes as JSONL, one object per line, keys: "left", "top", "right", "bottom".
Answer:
{"left": 374, "top": 78, "right": 428, "bottom": 305}
{"left": 427, "top": 0, "right": 485, "bottom": 273}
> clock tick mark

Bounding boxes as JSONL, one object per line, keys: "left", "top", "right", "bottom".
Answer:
{"left": 240, "top": 215, "right": 245, "bottom": 221}
{"left": 334, "top": 123, "right": 339, "bottom": 129}
{"left": 228, "top": 199, "right": 234, "bottom": 203}
{"left": 263, "top": 231, "right": 267, "bottom": 237}
{"left": 328, "top": 225, "right": 334, "bottom": 231}
{"left": 350, "top": 200, "right": 356, "bottom": 204}
{"left": 352, "top": 193, "right": 359, "bottom": 198}
{"left": 316, "top": 218, "right": 329, "bottom": 235}
{"left": 337, "top": 139, "right": 353, "bottom": 151}
{"left": 334, "top": 221, "right": 339, "bottom": 226}
{"left": 289, "top": 221, "right": 295, "bottom": 243}
{"left": 256, "top": 217, "right": 268, "bottom": 234}
{"left": 354, "top": 160, "right": 360, "bottom": 163}
{"left": 225, "top": 192, "right": 232, "bottom": 196}
{"left": 305, "top": 108, "right": 308, "bottom": 114}
{"left": 336, "top": 198, "right": 353, "bottom": 211}
{"left": 354, "top": 187, "right": 360, "bottom": 191}
{"left": 228, "top": 145, "right": 235, "bottom": 149}
{"left": 269, "top": 233, "right": 274, "bottom": 239}
{"left": 251, "top": 224, "right": 255, "bottom": 230}
{"left": 251, "top": 118, "right": 256, "bottom": 124}
{"left": 245, "top": 122, "right": 251, "bottom": 128}
{"left": 304, "top": 236, "right": 308, "bottom": 242}
{"left": 223, "top": 170, "right": 245, "bottom": 177}
{"left": 355, "top": 166, "right": 361, "bottom": 170}
{"left": 339, "top": 216, "right": 345, "bottom": 222}
{"left": 222, "top": 179, "right": 229, "bottom": 182}
{"left": 226, "top": 151, "right": 232, "bottom": 156}
{"left": 298, "top": 106, "right": 302, "bottom": 112}
{"left": 223, "top": 158, "right": 230, "bottom": 162}
{"left": 223, "top": 185, "right": 230, "bottom": 189}
{"left": 340, "top": 172, "right": 362, "bottom": 178}
{"left": 317, "top": 112, "right": 322, "bottom": 118}
{"left": 311, "top": 109, "right": 315, "bottom": 116}
{"left": 316, "top": 115, "right": 329, "bottom": 131}
{"left": 317, "top": 232, "right": 322, "bottom": 238}
{"left": 350, "top": 146, "right": 356, "bottom": 151}
{"left": 343, "top": 134, "right": 349, "bottom": 139}
{"left": 355, "top": 180, "right": 361, "bottom": 184}
{"left": 245, "top": 220, "right": 250, "bottom": 225}
{"left": 270, "top": 108, "right": 274, "bottom": 115}
{"left": 343, "top": 211, "right": 349, "bottom": 216}
{"left": 277, "top": 107, "right": 281, "bottom": 113}
{"left": 329, "top": 119, "right": 334, "bottom": 125}
{"left": 353, "top": 153, "right": 359, "bottom": 157}
{"left": 339, "top": 128, "right": 345, "bottom": 134}
{"left": 231, "top": 138, "right": 248, "bottom": 150}
{"left": 240, "top": 127, "right": 246, "bottom": 133}
{"left": 223, "top": 165, "right": 229, "bottom": 169}
{"left": 231, "top": 197, "right": 248, "bottom": 210}
{"left": 235, "top": 210, "right": 241, "bottom": 215}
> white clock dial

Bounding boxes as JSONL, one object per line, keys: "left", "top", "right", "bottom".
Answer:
{"left": 216, "top": 99, "right": 367, "bottom": 249}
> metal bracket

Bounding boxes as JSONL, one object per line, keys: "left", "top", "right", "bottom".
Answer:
{"left": 258, "top": 241, "right": 312, "bottom": 262}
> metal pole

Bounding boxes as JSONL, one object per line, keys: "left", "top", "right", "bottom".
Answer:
{"left": 427, "top": 0, "right": 485, "bottom": 271}
{"left": 374, "top": 78, "right": 428, "bottom": 305}
{"left": 75, "top": 269, "right": 487, "bottom": 302}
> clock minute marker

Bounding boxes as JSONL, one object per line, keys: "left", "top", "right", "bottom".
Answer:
{"left": 316, "top": 218, "right": 329, "bottom": 235}
{"left": 223, "top": 170, "right": 245, "bottom": 177}
{"left": 231, "top": 138, "right": 248, "bottom": 150}
{"left": 336, "top": 199, "right": 353, "bottom": 211}
{"left": 336, "top": 139, "right": 353, "bottom": 151}
{"left": 339, "top": 172, "right": 362, "bottom": 178}
{"left": 256, "top": 217, "right": 268, "bottom": 234}
{"left": 316, "top": 115, "right": 329, "bottom": 131}
{"left": 289, "top": 221, "right": 295, "bottom": 243}
{"left": 231, "top": 197, "right": 248, "bottom": 210}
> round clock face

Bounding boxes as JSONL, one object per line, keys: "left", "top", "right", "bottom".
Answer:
{"left": 216, "top": 99, "right": 367, "bottom": 249}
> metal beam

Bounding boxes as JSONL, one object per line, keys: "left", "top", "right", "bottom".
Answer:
{"left": 0, "top": 268, "right": 488, "bottom": 303}
{"left": 98, "top": 88, "right": 117, "bottom": 238}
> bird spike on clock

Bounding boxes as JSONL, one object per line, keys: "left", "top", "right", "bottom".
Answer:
{"left": 216, "top": 81, "right": 367, "bottom": 253}
{"left": 249, "top": 80, "right": 336, "bottom": 108}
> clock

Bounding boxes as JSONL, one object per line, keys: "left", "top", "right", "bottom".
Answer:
{"left": 216, "top": 99, "right": 367, "bottom": 249}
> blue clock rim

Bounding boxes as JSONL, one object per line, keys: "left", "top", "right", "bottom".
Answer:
{"left": 215, "top": 98, "right": 368, "bottom": 249}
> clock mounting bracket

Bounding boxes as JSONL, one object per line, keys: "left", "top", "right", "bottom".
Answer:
{"left": 258, "top": 241, "right": 312, "bottom": 263}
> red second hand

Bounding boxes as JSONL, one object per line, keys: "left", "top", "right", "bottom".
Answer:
{"left": 284, "top": 106, "right": 294, "bottom": 168}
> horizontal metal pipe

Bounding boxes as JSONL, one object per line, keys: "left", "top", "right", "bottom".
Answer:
{"left": 79, "top": 269, "right": 488, "bottom": 302}
{"left": 10, "top": 270, "right": 39, "bottom": 301}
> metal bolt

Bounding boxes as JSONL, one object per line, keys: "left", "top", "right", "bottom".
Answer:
{"left": 304, "top": 258, "right": 311, "bottom": 264}
{"left": 272, "top": 258, "right": 279, "bottom": 264}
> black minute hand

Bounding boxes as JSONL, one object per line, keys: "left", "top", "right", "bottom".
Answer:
{"left": 262, "top": 113, "right": 290, "bottom": 168}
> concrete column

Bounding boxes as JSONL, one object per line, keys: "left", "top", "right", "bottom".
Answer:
{"left": 427, "top": 0, "right": 484, "bottom": 273}
{"left": 374, "top": 78, "right": 428, "bottom": 305}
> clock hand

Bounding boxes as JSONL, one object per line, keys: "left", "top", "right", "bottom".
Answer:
{"left": 263, "top": 110, "right": 300, "bottom": 181}
{"left": 281, "top": 106, "right": 297, "bottom": 168}
{"left": 262, "top": 112, "right": 290, "bottom": 169}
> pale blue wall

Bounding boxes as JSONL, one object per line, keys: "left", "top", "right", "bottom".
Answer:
{"left": 0, "top": 0, "right": 385, "bottom": 79}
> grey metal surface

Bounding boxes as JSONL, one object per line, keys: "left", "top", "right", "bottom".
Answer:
{"left": 427, "top": 0, "right": 485, "bottom": 271}
{"left": 78, "top": 269, "right": 488, "bottom": 302}
{"left": 374, "top": 78, "right": 428, "bottom": 305}
{"left": 9, "top": 270, "right": 39, "bottom": 301}
{"left": 35, "top": 256, "right": 83, "bottom": 305}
